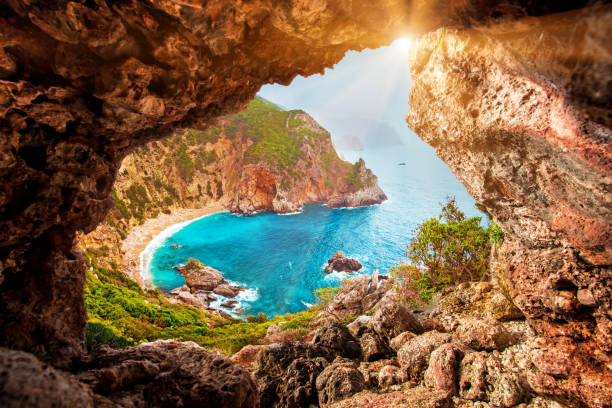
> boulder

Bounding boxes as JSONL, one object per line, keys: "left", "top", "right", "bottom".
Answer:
{"left": 324, "top": 251, "right": 362, "bottom": 273}
{"left": 359, "top": 330, "right": 391, "bottom": 362}
{"left": 214, "top": 284, "right": 245, "bottom": 298}
{"left": 175, "top": 259, "right": 224, "bottom": 291}
{"left": 311, "top": 322, "right": 361, "bottom": 360}
{"left": 422, "top": 318, "right": 446, "bottom": 333}
{"left": 455, "top": 318, "right": 516, "bottom": 351}
{"left": 390, "top": 331, "right": 417, "bottom": 352}
{"left": 231, "top": 345, "right": 268, "bottom": 369}
{"left": 397, "top": 331, "right": 452, "bottom": 380}
{"left": 423, "top": 343, "right": 467, "bottom": 394}
{"left": 327, "top": 275, "right": 392, "bottom": 321}
{"left": 278, "top": 357, "right": 327, "bottom": 408}
{"left": 368, "top": 303, "right": 423, "bottom": 340}
{"left": 459, "top": 351, "right": 526, "bottom": 407}
{"left": 0, "top": 348, "right": 94, "bottom": 408}
{"left": 347, "top": 315, "right": 371, "bottom": 337}
{"left": 377, "top": 365, "right": 407, "bottom": 388}
{"left": 316, "top": 358, "right": 366, "bottom": 406}
{"left": 220, "top": 300, "right": 238, "bottom": 309}
{"left": 79, "top": 340, "right": 258, "bottom": 408}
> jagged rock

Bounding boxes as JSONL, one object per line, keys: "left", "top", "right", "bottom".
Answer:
{"left": 79, "top": 340, "right": 258, "bottom": 408}
{"left": 316, "top": 358, "right": 366, "bottom": 406}
{"left": 311, "top": 322, "right": 361, "bottom": 360}
{"left": 458, "top": 351, "right": 526, "bottom": 407}
{"left": 267, "top": 324, "right": 282, "bottom": 337}
{"left": 423, "top": 343, "right": 467, "bottom": 394}
{"left": 220, "top": 300, "right": 238, "bottom": 309}
{"left": 231, "top": 345, "right": 268, "bottom": 369}
{"left": 377, "top": 365, "right": 407, "bottom": 388}
{"left": 329, "top": 385, "right": 452, "bottom": 408}
{"left": 347, "top": 316, "right": 371, "bottom": 337}
{"left": 214, "top": 284, "right": 244, "bottom": 298}
{"left": 455, "top": 318, "right": 516, "bottom": 351}
{"left": 327, "top": 160, "right": 387, "bottom": 208}
{"left": 422, "top": 318, "right": 446, "bottom": 333}
{"left": 278, "top": 357, "right": 327, "bottom": 408}
{"left": 327, "top": 275, "right": 394, "bottom": 321}
{"left": 324, "top": 251, "right": 362, "bottom": 274}
{"left": 397, "top": 331, "right": 452, "bottom": 380}
{"left": 0, "top": 348, "right": 94, "bottom": 408}
{"left": 175, "top": 259, "right": 224, "bottom": 291}
{"left": 368, "top": 303, "right": 423, "bottom": 340}
{"left": 359, "top": 330, "right": 391, "bottom": 362}
{"left": 390, "top": 331, "right": 417, "bottom": 352}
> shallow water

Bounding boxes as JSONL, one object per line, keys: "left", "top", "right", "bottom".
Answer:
{"left": 150, "top": 146, "right": 482, "bottom": 317}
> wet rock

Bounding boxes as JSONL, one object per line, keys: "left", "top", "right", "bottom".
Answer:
{"left": 231, "top": 345, "right": 268, "bottom": 369}
{"left": 359, "top": 330, "right": 391, "bottom": 362}
{"left": 347, "top": 315, "right": 371, "bottom": 337}
{"left": 397, "top": 331, "right": 452, "bottom": 380}
{"left": 390, "top": 331, "right": 417, "bottom": 352}
{"left": 324, "top": 251, "right": 362, "bottom": 274}
{"left": 316, "top": 358, "right": 366, "bottom": 406}
{"left": 278, "top": 357, "right": 327, "bottom": 408}
{"left": 175, "top": 259, "right": 224, "bottom": 291}
{"left": 311, "top": 322, "right": 361, "bottom": 360}
{"left": 214, "top": 284, "right": 244, "bottom": 298}
{"left": 0, "top": 348, "right": 94, "bottom": 408}
{"left": 220, "top": 300, "right": 238, "bottom": 309}
{"left": 79, "top": 340, "right": 258, "bottom": 408}
{"left": 377, "top": 365, "right": 407, "bottom": 388}
{"left": 423, "top": 343, "right": 467, "bottom": 394}
{"left": 455, "top": 318, "right": 516, "bottom": 351}
{"left": 368, "top": 303, "right": 423, "bottom": 340}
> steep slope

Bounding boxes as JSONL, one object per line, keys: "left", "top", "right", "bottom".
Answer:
{"left": 101, "top": 96, "right": 384, "bottom": 239}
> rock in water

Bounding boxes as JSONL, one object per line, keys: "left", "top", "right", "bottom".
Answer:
{"left": 324, "top": 251, "right": 362, "bottom": 273}
{"left": 175, "top": 259, "right": 224, "bottom": 291}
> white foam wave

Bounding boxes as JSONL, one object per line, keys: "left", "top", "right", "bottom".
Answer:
{"left": 323, "top": 270, "right": 353, "bottom": 282}
{"left": 278, "top": 210, "right": 303, "bottom": 216}
{"left": 139, "top": 213, "right": 218, "bottom": 283}
{"left": 301, "top": 301, "right": 314, "bottom": 308}
{"left": 209, "top": 283, "right": 259, "bottom": 318}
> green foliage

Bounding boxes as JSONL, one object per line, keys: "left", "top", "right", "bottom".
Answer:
{"left": 488, "top": 220, "right": 504, "bottom": 246}
{"left": 83, "top": 251, "right": 319, "bottom": 356}
{"left": 391, "top": 197, "right": 493, "bottom": 306}
{"left": 86, "top": 322, "right": 133, "bottom": 353}
{"left": 175, "top": 142, "right": 195, "bottom": 181}
{"left": 346, "top": 159, "right": 371, "bottom": 189}
{"left": 314, "top": 286, "right": 343, "bottom": 321}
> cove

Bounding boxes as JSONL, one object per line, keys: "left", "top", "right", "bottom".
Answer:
{"left": 150, "top": 147, "right": 482, "bottom": 317}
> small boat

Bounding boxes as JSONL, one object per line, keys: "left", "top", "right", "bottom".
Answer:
{"left": 398, "top": 162, "right": 406, "bottom": 166}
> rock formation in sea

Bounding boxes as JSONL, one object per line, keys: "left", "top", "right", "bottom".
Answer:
{"left": 324, "top": 251, "right": 363, "bottom": 274}
{"left": 0, "top": 1, "right": 609, "bottom": 407}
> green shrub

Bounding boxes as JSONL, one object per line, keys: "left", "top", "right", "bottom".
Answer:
{"left": 86, "top": 322, "right": 133, "bottom": 353}
{"left": 390, "top": 197, "right": 493, "bottom": 306}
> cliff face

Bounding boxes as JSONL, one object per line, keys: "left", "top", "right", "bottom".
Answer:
{"left": 407, "top": 6, "right": 611, "bottom": 407}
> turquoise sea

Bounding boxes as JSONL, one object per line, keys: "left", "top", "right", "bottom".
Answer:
{"left": 149, "top": 145, "right": 482, "bottom": 317}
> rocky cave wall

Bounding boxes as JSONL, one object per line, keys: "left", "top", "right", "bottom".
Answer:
{"left": 407, "top": 6, "right": 611, "bottom": 406}
{"left": 0, "top": 0, "right": 609, "bottom": 405}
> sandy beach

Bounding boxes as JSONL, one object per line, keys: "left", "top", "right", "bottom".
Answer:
{"left": 121, "top": 202, "right": 227, "bottom": 287}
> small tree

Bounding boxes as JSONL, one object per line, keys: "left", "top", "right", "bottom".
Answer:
{"left": 391, "top": 197, "right": 494, "bottom": 306}
{"left": 314, "top": 286, "right": 343, "bottom": 321}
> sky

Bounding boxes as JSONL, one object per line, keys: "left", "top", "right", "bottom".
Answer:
{"left": 257, "top": 38, "right": 429, "bottom": 152}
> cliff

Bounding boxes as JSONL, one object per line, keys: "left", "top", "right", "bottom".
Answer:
{"left": 406, "top": 7, "right": 612, "bottom": 407}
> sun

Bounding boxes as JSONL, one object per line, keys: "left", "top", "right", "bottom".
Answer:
{"left": 392, "top": 37, "right": 413, "bottom": 53}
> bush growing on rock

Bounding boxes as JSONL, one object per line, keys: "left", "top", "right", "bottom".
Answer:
{"left": 390, "top": 197, "right": 496, "bottom": 305}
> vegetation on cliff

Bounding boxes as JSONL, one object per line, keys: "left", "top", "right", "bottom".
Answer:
{"left": 390, "top": 198, "right": 504, "bottom": 305}
{"left": 84, "top": 251, "right": 318, "bottom": 355}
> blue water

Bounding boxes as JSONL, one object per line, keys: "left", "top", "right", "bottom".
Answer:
{"left": 150, "top": 146, "right": 482, "bottom": 317}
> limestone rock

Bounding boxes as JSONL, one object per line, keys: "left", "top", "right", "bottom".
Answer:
{"left": 327, "top": 274, "right": 394, "bottom": 321}
{"left": 175, "top": 259, "right": 224, "bottom": 291}
{"left": 324, "top": 251, "right": 362, "bottom": 274}
{"left": 311, "top": 322, "right": 361, "bottom": 360}
{"left": 423, "top": 343, "right": 467, "bottom": 394}
{"left": 377, "top": 365, "right": 407, "bottom": 388}
{"left": 278, "top": 357, "right": 327, "bottom": 408}
{"left": 390, "top": 331, "right": 417, "bottom": 352}
{"left": 368, "top": 303, "right": 423, "bottom": 340}
{"left": 347, "top": 315, "right": 371, "bottom": 337}
{"left": 397, "top": 331, "right": 452, "bottom": 380}
{"left": 316, "top": 358, "right": 366, "bottom": 406}
{"left": 231, "top": 345, "right": 268, "bottom": 369}
{"left": 79, "top": 340, "right": 258, "bottom": 408}
{"left": 455, "top": 318, "right": 516, "bottom": 351}
{"left": 359, "top": 330, "right": 391, "bottom": 362}
{"left": 214, "top": 284, "right": 244, "bottom": 298}
{"left": 0, "top": 348, "right": 94, "bottom": 408}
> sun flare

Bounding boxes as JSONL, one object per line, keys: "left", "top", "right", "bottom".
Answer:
{"left": 393, "top": 37, "right": 413, "bottom": 53}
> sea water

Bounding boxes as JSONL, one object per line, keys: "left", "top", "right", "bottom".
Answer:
{"left": 150, "top": 146, "right": 482, "bottom": 317}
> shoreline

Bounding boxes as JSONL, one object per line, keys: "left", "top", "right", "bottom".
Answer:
{"left": 121, "top": 203, "right": 227, "bottom": 288}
